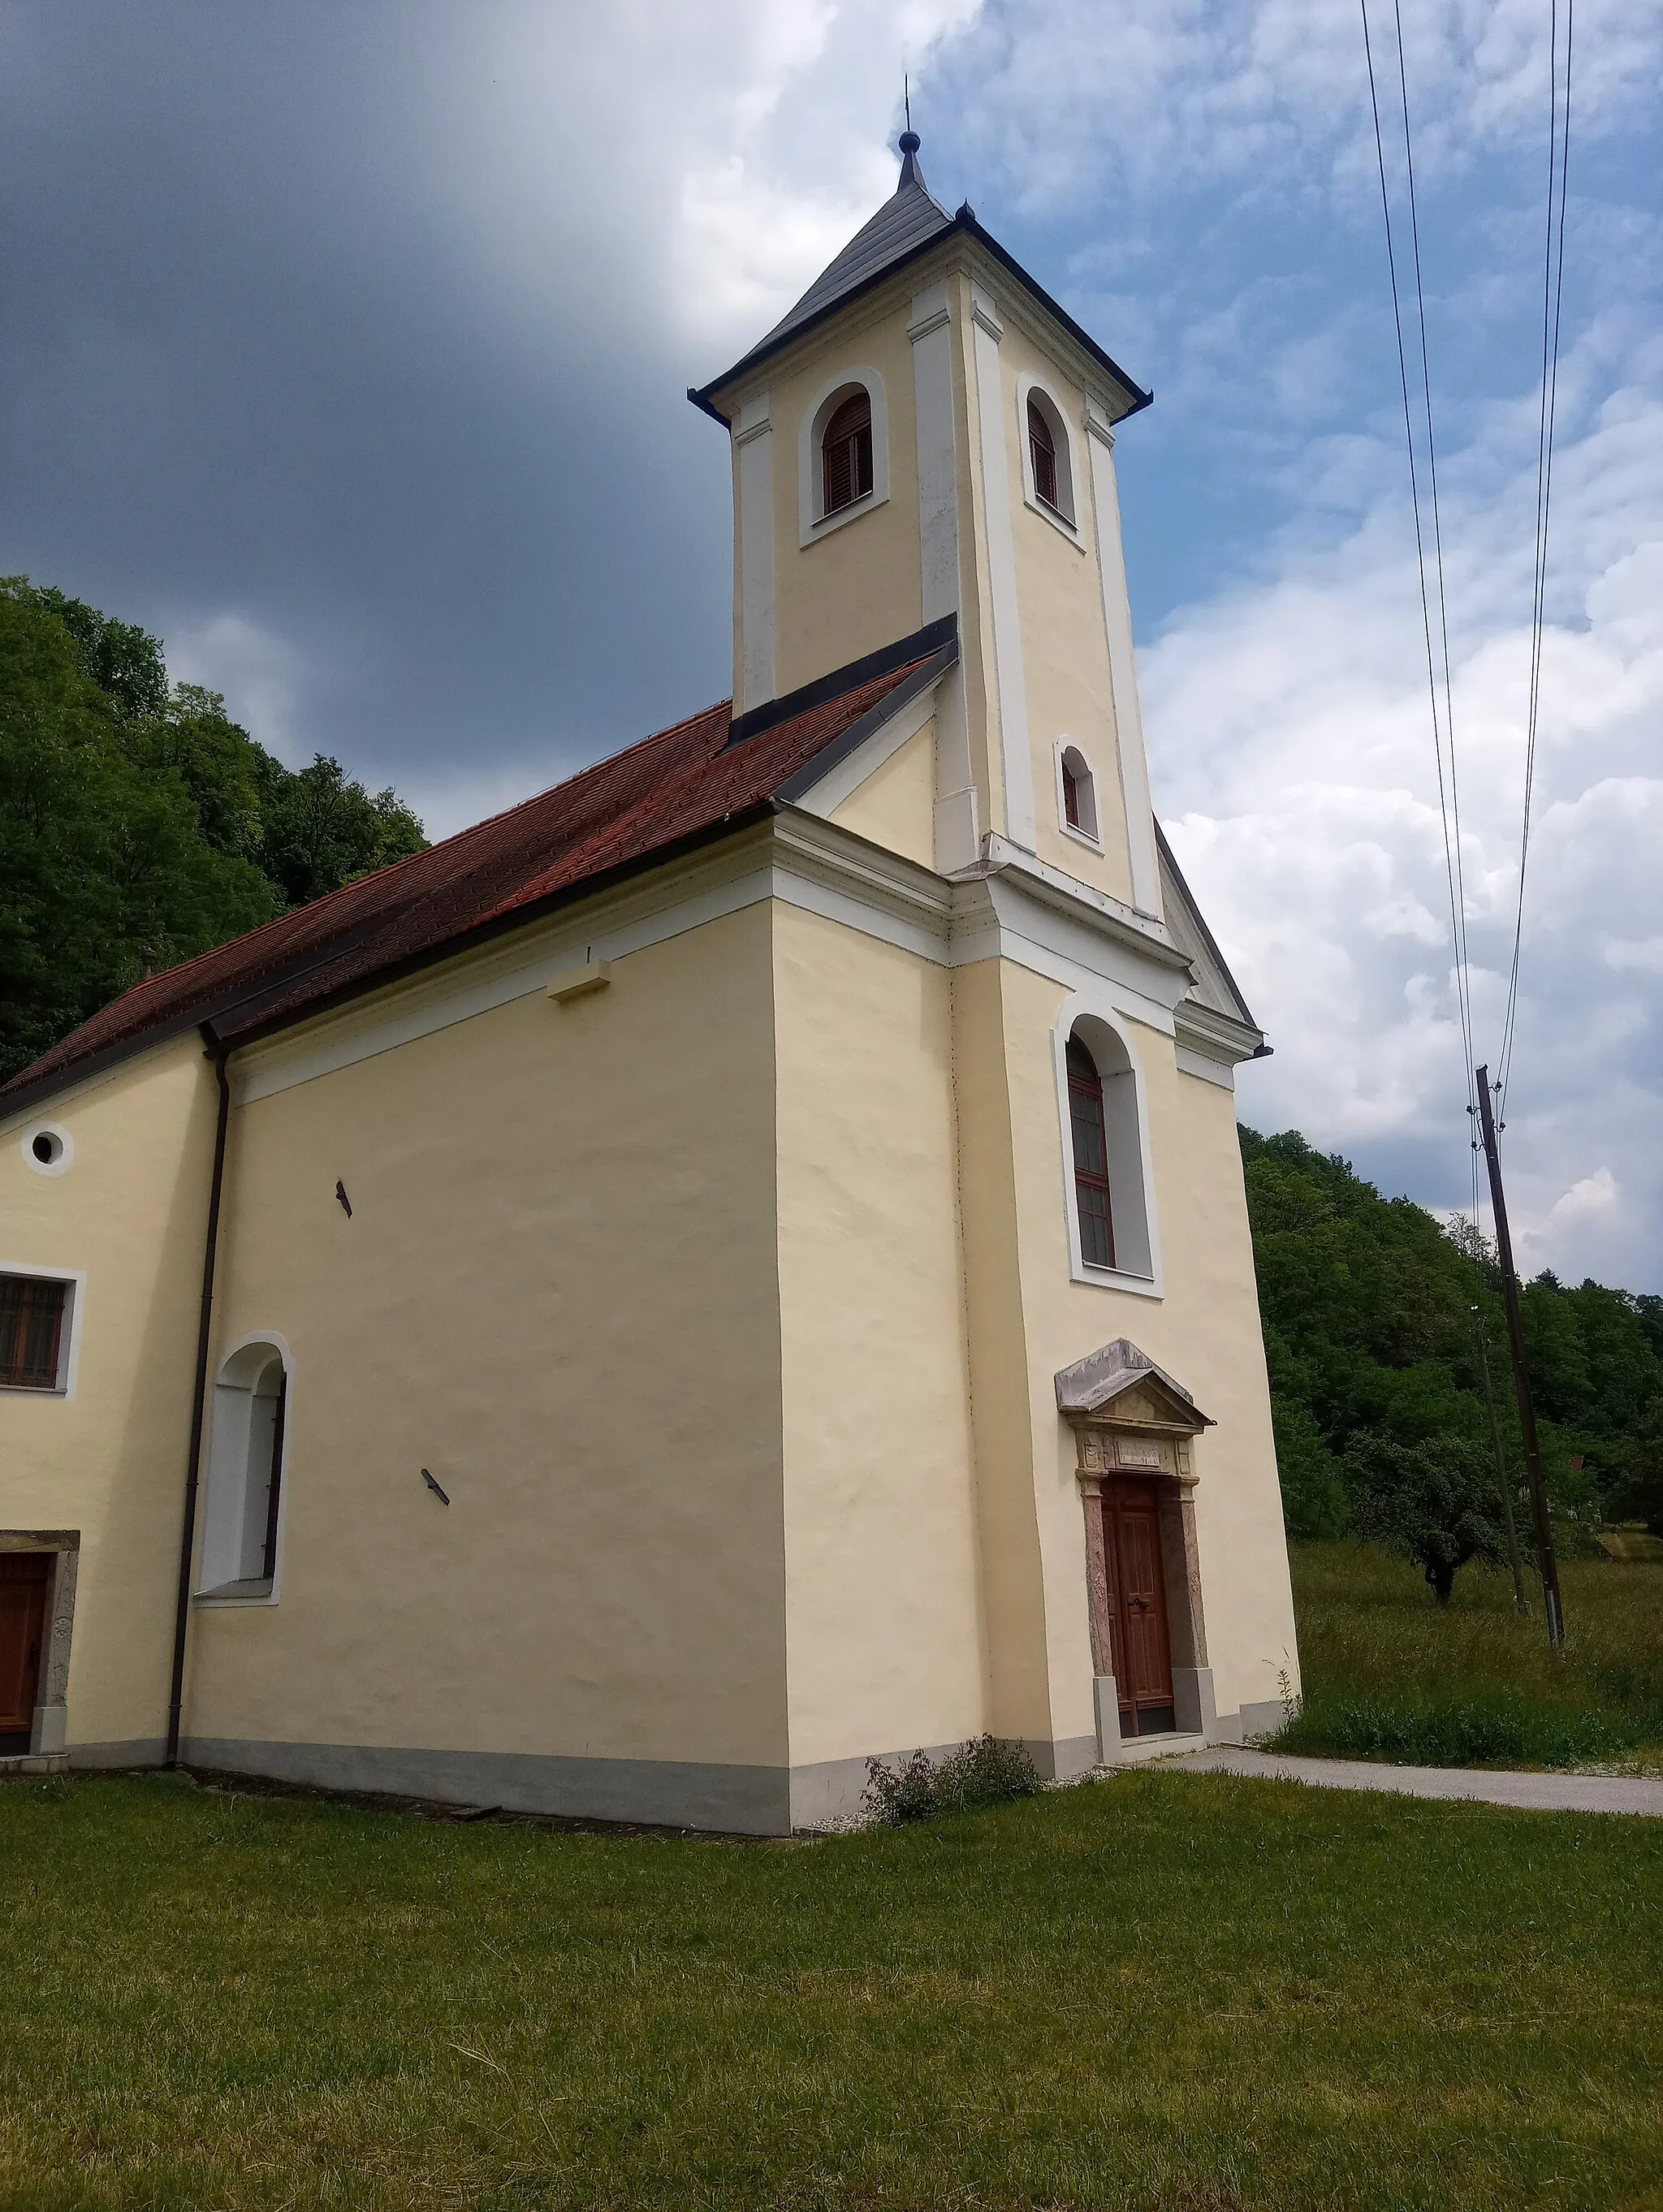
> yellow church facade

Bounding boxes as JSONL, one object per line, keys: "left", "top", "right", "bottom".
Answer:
{"left": 0, "top": 140, "right": 1298, "bottom": 1830}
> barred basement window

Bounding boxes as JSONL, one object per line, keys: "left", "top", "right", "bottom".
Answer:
{"left": 822, "top": 390, "right": 873, "bottom": 515}
{"left": 1066, "top": 1038, "right": 1116, "bottom": 1271}
{"left": 0, "top": 1275, "right": 68, "bottom": 1391}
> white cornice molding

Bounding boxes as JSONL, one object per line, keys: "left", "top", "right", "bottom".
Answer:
{"left": 1173, "top": 996, "right": 1265, "bottom": 1066}
{"left": 965, "top": 836, "right": 1187, "bottom": 966}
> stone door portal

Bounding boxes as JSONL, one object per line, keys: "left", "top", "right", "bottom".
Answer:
{"left": 1056, "top": 1338, "right": 1216, "bottom": 1752}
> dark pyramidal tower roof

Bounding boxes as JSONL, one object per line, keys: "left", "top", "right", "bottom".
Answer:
{"left": 747, "top": 132, "right": 952, "bottom": 365}
{"left": 691, "top": 132, "right": 1151, "bottom": 421}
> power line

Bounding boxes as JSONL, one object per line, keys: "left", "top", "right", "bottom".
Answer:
{"left": 1360, "top": 0, "right": 1479, "bottom": 1213}
{"left": 1390, "top": 0, "right": 1481, "bottom": 1218}
{"left": 1499, "top": 0, "right": 1575, "bottom": 1116}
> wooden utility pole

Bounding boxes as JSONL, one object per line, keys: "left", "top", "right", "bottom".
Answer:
{"left": 1471, "top": 1307, "right": 1530, "bottom": 1615}
{"left": 1473, "top": 1065, "right": 1565, "bottom": 1647}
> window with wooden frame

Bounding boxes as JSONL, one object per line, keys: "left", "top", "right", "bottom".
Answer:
{"left": 1066, "top": 1038, "right": 1116, "bottom": 1270}
{"left": 1028, "top": 395, "right": 1060, "bottom": 512}
{"left": 822, "top": 389, "right": 874, "bottom": 516}
{"left": 1058, "top": 743, "right": 1099, "bottom": 843}
{"left": 0, "top": 1274, "right": 68, "bottom": 1391}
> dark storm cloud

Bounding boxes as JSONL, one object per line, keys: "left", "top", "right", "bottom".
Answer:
{"left": 1, "top": 4, "right": 735, "bottom": 797}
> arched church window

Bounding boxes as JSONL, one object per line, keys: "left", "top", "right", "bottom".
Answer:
{"left": 822, "top": 390, "right": 873, "bottom": 515}
{"left": 200, "top": 1341, "right": 289, "bottom": 1594}
{"left": 1067, "top": 1036, "right": 1116, "bottom": 1270}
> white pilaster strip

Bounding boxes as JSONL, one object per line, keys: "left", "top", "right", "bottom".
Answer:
{"left": 970, "top": 286, "right": 1036, "bottom": 851}
{"left": 1084, "top": 401, "right": 1160, "bottom": 916}
{"left": 909, "top": 284, "right": 959, "bottom": 624}
{"left": 910, "top": 283, "right": 978, "bottom": 871}
{"left": 734, "top": 393, "right": 775, "bottom": 713}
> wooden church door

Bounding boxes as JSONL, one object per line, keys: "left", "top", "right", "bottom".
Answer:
{"left": 1101, "top": 1480, "right": 1176, "bottom": 1737}
{"left": 0, "top": 1553, "right": 50, "bottom": 1752}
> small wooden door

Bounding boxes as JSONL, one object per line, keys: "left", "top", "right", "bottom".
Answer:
{"left": 1100, "top": 1480, "right": 1177, "bottom": 1737}
{"left": 0, "top": 1554, "right": 51, "bottom": 1752}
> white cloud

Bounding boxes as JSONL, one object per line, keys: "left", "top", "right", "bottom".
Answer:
{"left": 1146, "top": 342, "right": 1663, "bottom": 1288}
{"left": 1551, "top": 1165, "right": 1619, "bottom": 1220}
{"left": 395, "top": 0, "right": 982, "bottom": 362}
{"left": 936, "top": 0, "right": 1663, "bottom": 212}
{"left": 163, "top": 611, "right": 305, "bottom": 763}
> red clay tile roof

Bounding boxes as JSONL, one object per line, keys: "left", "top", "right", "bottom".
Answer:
{"left": 6, "top": 653, "right": 937, "bottom": 1104}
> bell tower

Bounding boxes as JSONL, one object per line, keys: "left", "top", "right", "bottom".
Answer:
{"left": 690, "top": 132, "right": 1163, "bottom": 916}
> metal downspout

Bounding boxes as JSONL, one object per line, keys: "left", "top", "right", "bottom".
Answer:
{"left": 166, "top": 1031, "right": 231, "bottom": 1765}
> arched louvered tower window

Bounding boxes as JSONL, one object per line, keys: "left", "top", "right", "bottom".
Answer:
{"left": 822, "top": 389, "right": 873, "bottom": 515}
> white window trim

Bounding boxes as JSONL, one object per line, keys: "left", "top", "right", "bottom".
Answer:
{"left": 21, "top": 1121, "right": 74, "bottom": 1176}
{"left": 1054, "top": 739, "right": 1104, "bottom": 853}
{"left": 1016, "top": 372, "right": 1086, "bottom": 548}
{"left": 1050, "top": 996, "right": 1164, "bottom": 1298}
{"left": 0, "top": 1262, "right": 86, "bottom": 1398}
{"left": 799, "top": 366, "right": 890, "bottom": 547}
{"left": 196, "top": 1331, "right": 294, "bottom": 1605}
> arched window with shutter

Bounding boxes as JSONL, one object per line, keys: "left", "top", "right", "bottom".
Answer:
{"left": 821, "top": 389, "right": 873, "bottom": 515}
{"left": 1058, "top": 1013, "right": 1157, "bottom": 1285}
{"left": 1020, "top": 382, "right": 1077, "bottom": 529}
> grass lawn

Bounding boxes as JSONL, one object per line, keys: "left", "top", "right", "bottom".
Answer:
{"left": 3, "top": 1769, "right": 1661, "bottom": 2210}
{"left": 1277, "top": 1542, "right": 1663, "bottom": 1768}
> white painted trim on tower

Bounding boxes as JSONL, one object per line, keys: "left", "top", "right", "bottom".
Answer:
{"left": 909, "top": 284, "right": 960, "bottom": 625}
{"left": 909, "top": 284, "right": 978, "bottom": 872}
{"left": 1084, "top": 401, "right": 1160, "bottom": 915}
{"left": 970, "top": 285, "right": 1036, "bottom": 852}
{"left": 734, "top": 394, "right": 775, "bottom": 714}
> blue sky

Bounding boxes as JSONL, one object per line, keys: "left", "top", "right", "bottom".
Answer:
{"left": 3, "top": 1, "right": 1660, "bottom": 1286}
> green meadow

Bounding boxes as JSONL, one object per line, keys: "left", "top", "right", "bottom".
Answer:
{"left": 1277, "top": 1540, "right": 1663, "bottom": 1769}
{"left": 2, "top": 1763, "right": 1659, "bottom": 2211}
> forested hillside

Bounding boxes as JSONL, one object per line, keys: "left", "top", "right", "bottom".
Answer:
{"left": 1242, "top": 1126, "right": 1663, "bottom": 1570}
{"left": 0, "top": 579, "right": 426, "bottom": 1082}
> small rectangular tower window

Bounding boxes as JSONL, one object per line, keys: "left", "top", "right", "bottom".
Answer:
{"left": 0, "top": 1275, "right": 67, "bottom": 1390}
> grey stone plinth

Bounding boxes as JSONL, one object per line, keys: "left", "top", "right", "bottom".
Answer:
{"left": 1093, "top": 1675, "right": 1122, "bottom": 1764}
{"left": 1172, "top": 1666, "right": 1217, "bottom": 1739}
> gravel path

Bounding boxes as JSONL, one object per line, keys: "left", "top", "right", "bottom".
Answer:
{"left": 1159, "top": 1744, "right": 1663, "bottom": 1817}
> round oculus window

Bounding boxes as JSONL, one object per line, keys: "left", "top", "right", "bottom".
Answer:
{"left": 24, "top": 1125, "right": 73, "bottom": 1175}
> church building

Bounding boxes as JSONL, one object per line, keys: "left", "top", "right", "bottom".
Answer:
{"left": 0, "top": 138, "right": 1299, "bottom": 1830}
